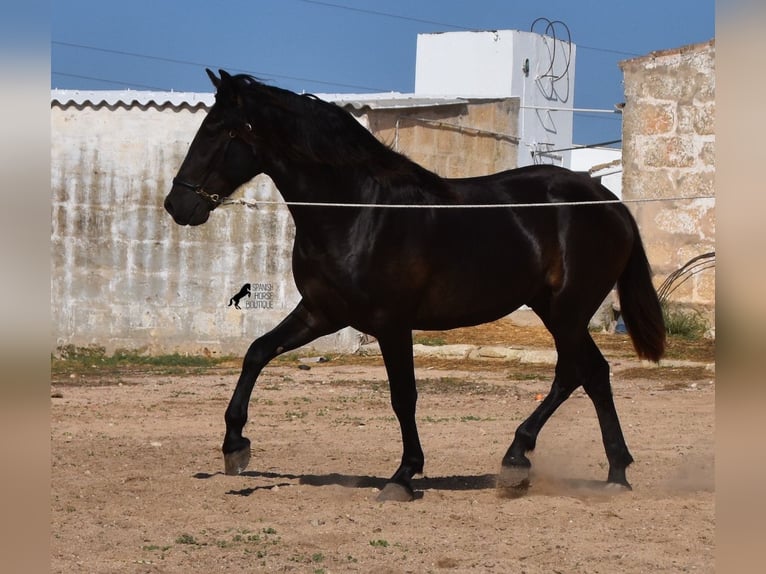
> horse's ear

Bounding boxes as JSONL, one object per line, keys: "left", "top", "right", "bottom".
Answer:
{"left": 215, "top": 69, "right": 246, "bottom": 109}
{"left": 208, "top": 68, "right": 244, "bottom": 108}
{"left": 206, "top": 68, "right": 220, "bottom": 89}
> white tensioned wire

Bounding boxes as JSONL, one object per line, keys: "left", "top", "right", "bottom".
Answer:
{"left": 221, "top": 195, "right": 715, "bottom": 210}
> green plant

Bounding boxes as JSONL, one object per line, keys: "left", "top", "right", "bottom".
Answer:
{"left": 661, "top": 302, "right": 709, "bottom": 339}
{"left": 51, "top": 345, "right": 235, "bottom": 376}
{"left": 175, "top": 533, "right": 198, "bottom": 545}
{"left": 413, "top": 335, "right": 446, "bottom": 346}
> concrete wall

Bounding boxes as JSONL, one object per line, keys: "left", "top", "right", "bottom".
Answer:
{"left": 51, "top": 96, "right": 519, "bottom": 356}
{"left": 619, "top": 41, "right": 715, "bottom": 318}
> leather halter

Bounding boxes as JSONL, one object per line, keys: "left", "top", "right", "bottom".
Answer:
{"left": 171, "top": 122, "right": 253, "bottom": 207}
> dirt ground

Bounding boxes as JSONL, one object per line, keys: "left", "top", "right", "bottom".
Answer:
{"left": 51, "top": 321, "right": 715, "bottom": 573}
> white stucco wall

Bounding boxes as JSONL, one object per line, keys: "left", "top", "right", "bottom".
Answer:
{"left": 51, "top": 103, "right": 361, "bottom": 355}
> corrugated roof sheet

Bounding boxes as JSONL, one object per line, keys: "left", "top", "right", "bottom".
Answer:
{"left": 51, "top": 89, "right": 215, "bottom": 111}
{"left": 51, "top": 89, "right": 482, "bottom": 112}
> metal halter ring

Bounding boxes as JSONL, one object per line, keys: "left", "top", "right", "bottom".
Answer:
{"left": 195, "top": 188, "right": 221, "bottom": 205}
{"left": 171, "top": 178, "right": 222, "bottom": 206}
{"left": 230, "top": 122, "right": 253, "bottom": 138}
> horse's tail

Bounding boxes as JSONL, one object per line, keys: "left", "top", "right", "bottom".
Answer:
{"left": 616, "top": 217, "right": 666, "bottom": 362}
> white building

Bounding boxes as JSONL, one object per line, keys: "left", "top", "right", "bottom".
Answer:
{"left": 570, "top": 147, "right": 622, "bottom": 198}
{"left": 415, "top": 29, "right": 577, "bottom": 168}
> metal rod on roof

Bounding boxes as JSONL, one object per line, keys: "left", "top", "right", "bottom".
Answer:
{"left": 404, "top": 117, "right": 521, "bottom": 144}
{"left": 520, "top": 105, "right": 622, "bottom": 114}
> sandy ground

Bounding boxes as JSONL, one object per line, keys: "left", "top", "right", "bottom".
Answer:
{"left": 51, "top": 323, "right": 714, "bottom": 573}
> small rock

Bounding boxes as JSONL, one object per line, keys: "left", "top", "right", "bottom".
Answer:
{"left": 299, "top": 356, "right": 329, "bottom": 364}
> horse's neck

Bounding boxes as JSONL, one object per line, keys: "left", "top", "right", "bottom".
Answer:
{"left": 264, "top": 157, "right": 367, "bottom": 207}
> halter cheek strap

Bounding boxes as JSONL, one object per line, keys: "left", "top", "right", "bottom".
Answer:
{"left": 171, "top": 121, "right": 253, "bottom": 207}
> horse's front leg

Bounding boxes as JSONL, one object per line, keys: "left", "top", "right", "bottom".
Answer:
{"left": 376, "top": 330, "right": 424, "bottom": 502}
{"left": 223, "top": 301, "right": 340, "bottom": 475}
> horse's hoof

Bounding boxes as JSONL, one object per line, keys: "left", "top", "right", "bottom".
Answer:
{"left": 224, "top": 447, "right": 251, "bottom": 475}
{"left": 497, "top": 465, "right": 530, "bottom": 498}
{"left": 376, "top": 482, "right": 415, "bottom": 502}
{"left": 604, "top": 481, "right": 632, "bottom": 493}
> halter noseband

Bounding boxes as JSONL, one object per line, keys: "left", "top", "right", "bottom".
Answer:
{"left": 172, "top": 122, "right": 253, "bottom": 207}
{"left": 171, "top": 178, "right": 222, "bottom": 206}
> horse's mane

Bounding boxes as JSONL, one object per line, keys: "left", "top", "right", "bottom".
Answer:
{"left": 229, "top": 74, "right": 444, "bottom": 189}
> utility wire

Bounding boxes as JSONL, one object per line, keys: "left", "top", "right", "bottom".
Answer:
{"left": 51, "top": 39, "right": 640, "bottom": 96}
{"left": 51, "top": 71, "right": 167, "bottom": 91}
{"left": 53, "top": 4, "right": 643, "bottom": 94}
{"left": 579, "top": 45, "right": 641, "bottom": 57}
{"left": 52, "top": 40, "right": 389, "bottom": 92}
{"left": 296, "top": 0, "right": 468, "bottom": 30}
{"left": 541, "top": 139, "right": 622, "bottom": 154}
{"left": 295, "top": 0, "right": 642, "bottom": 56}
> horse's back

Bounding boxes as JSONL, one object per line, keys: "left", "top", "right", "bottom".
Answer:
{"left": 449, "top": 164, "right": 620, "bottom": 205}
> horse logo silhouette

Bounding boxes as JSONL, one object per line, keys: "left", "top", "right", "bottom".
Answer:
{"left": 228, "top": 283, "right": 251, "bottom": 310}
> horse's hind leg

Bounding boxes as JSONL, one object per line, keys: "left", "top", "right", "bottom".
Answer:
{"left": 499, "top": 341, "right": 580, "bottom": 495}
{"left": 222, "top": 301, "right": 340, "bottom": 475}
{"left": 499, "top": 327, "right": 634, "bottom": 494}
{"left": 580, "top": 334, "right": 634, "bottom": 488}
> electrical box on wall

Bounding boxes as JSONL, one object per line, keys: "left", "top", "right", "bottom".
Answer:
{"left": 414, "top": 29, "right": 577, "bottom": 168}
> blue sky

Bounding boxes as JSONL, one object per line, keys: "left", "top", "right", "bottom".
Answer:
{"left": 51, "top": 0, "right": 714, "bottom": 144}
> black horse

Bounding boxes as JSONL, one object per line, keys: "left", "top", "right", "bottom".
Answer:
{"left": 228, "top": 283, "right": 251, "bottom": 310}
{"left": 164, "top": 69, "right": 665, "bottom": 501}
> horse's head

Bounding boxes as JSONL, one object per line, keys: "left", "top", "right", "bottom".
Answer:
{"left": 164, "top": 69, "right": 262, "bottom": 226}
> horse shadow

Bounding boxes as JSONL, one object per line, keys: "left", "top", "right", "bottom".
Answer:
{"left": 192, "top": 470, "right": 610, "bottom": 499}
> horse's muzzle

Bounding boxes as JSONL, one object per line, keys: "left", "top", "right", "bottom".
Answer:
{"left": 164, "top": 189, "right": 212, "bottom": 226}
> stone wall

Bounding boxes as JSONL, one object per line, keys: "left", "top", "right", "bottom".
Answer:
{"left": 51, "top": 96, "right": 519, "bottom": 355}
{"left": 355, "top": 98, "right": 519, "bottom": 178}
{"left": 620, "top": 40, "right": 715, "bottom": 320}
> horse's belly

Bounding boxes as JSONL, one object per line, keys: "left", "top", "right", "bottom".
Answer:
{"left": 410, "top": 264, "right": 539, "bottom": 330}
